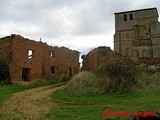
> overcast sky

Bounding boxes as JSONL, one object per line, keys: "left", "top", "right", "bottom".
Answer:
{"left": 0, "top": 0, "right": 160, "bottom": 55}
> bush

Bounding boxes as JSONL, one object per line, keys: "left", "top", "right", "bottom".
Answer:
{"left": 0, "top": 61, "right": 10, "bottom": 83}
{"left": 60, "top": 76, "right": 71, "bottom": 82}
{"left": 96, "top": 57, "right": 142, "bottom": 93}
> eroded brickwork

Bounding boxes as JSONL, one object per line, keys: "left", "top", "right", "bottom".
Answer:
{"left": 81, "top": 46, "right": 122, "bottom": 72}
{"left": 0, "top": 34, "right": 79, "bottom": 82}
{"left": 114, "top": 8, "right": 160, "bottom": 60}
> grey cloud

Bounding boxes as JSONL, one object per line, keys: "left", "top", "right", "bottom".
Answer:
{"left": 0, "top": 0, "right": 160, "bottom": 42}
{"left": 71, "top": 0, "right": 133, "bottom": 36}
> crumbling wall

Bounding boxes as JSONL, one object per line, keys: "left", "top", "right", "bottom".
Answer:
{"left": 42, "top": 45, "right": 79, "bottom": 79}
{"left": 10, "top": 35, "right": 44, "bottom": 82}
{"left": 0, "top": 34, "right": 79, "bottom": 82}
{"left": 0, "top": 36, "right": 13, "bottom": 64}
{"left": 82, "top": 46, "right": 122, "bottom": 72}
{"left": 138, "top": 57, "right": 160, "bottom": 66}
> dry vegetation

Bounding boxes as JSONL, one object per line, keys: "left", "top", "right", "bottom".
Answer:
{"left": 68, "top": 68, "right": 160, "bottom": 95}
{"left": 68, "top": 71, "right": 100, "bottom": 94}
{"left": 68, "top": 56, "right": 143, "bottom": 94}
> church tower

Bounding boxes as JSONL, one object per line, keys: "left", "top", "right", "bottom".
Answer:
{"left": 114, "top": 8, "right": 160, "bottom": 60}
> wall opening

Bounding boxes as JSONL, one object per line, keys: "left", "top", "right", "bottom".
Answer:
{"left": 68, "top": 68, "right": 72, "bottom": 77}
{"left": 50, "top": 51, "right": 55, "bottom": 57}
{"left": 22, "top": 68, "right": 31, "bottom": 81}
{"left": 28, "top": 50, "right": 33, "bottom": 59}
{"left": 124, "top": 14, "right": 127, "bottom": 21}
{"left": 130, "top": 14, "right": 133, "bottom": 20}
{"left": 51, "top": 66, "right": 55, "bottom": 74}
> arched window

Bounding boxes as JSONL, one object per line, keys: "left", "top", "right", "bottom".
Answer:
{"left": 130, "top": 14, "right": 133, "bottom": 20}
{"left": 124, "top": 14, "right": 127, "bottom": 21}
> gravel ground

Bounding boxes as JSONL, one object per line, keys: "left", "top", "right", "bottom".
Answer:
{"left": 0, "top": 84, "right": 67, "bottom": 120}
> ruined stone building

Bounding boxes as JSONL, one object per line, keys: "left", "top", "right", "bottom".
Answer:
{"left": 114, "top": 8, "right": 160, "bottom": 61}
{"left": 81, "top": 46, "right": 122, "bottom": 72}
{"left": 0, "top": 34, "right": 79, "bottom": 82}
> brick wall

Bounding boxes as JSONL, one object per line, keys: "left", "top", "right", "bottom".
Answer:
{"left": 0, "top": 34, "right": 79, "bottom": 82}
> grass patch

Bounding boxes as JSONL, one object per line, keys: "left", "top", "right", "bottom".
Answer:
{"left": 45, "top": 71, "right": 160, "bottom": 119}
{"left": 0, "top": 77, "right": 69, "bottom": 107}
{"left": 142, "top": 72, "right": 160, "bottom": 92}
{"left": 47, "top": 89, "right": 160, "bottom": 120}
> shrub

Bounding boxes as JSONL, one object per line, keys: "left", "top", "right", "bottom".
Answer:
{"left": 60, "top": 76, "right": 71, "bottom": 82}
{"left": 96, "top": 57, "right": 142, "bottom": 93}
{"left": 0, "top": 61, "right": 10, "bottom": 83}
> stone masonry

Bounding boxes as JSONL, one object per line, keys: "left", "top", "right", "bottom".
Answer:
{"left": 82, "top": 8, "right": 160, "bottom": 71}
{"left": 81, "top": 46, "right": 122, "bottom": 72}
{"left": 0, "top": 34, "right": 79, "bottom": 82}
{"left": 114, "top": 8, "right": 160, "bottom": 60}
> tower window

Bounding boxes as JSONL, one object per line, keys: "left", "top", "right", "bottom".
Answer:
{"left": 124, "top": 14, "right": 127, "bottom": 21}
{"left": 130, "top": 14, "right": 133, "bottom": 20}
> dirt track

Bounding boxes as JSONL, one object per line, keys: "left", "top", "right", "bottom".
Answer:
{"left": 0, "top": 84, "right": 67, "bottom": 120}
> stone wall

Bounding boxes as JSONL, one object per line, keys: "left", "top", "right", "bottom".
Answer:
{"left": 114, "top": 8, "right": 160, "bottom": 60}
{"left": 81, "top": 46, "right": 122, "bottom": 72}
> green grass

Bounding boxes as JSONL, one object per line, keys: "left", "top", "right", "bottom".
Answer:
{"left": 45, "top": 71, "right": 160, "bottom": 120}
{"left": 46, "top": 89, "right": 160, "bottom": 120}
{"left": 0, "top": 77, "right": 68, "bottom": 107}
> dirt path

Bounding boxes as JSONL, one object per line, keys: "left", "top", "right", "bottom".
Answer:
{"left": 0, "top": 83, "right": 67, "bottom": 120}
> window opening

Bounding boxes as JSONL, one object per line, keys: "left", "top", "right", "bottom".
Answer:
{"left": 51, "top": 66, "right": 55, "bottom": 74}
{"left": 124, "top": 14, "right": 127, "bottom": 21}
{"left": 22, "top": 68, "right": 30, "bottom": 81}
{"left": 68, "top": 68, "right": 72, "bottom": 77}
{"left": 28, "top": 50, "right": 33, "bottom": 59}
{"left": 130, "top": 14, "right": 133, "bottom": 20}
{"left": 50, "top": 51, "right": 55, "bottom": 57}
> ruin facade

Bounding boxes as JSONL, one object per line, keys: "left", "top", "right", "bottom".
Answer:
{"left": 0, "top": 34, "right": 79, "bottom": 82}
{"left": 114, "top": 8, "right": 160, "bottom": 60}
{"left": 81, "top": 46, "right": 122, "bottom": 72}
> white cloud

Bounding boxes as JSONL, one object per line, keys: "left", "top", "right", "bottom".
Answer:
{"left": 0, "top": 0, "right": 160, "bottom": 55}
